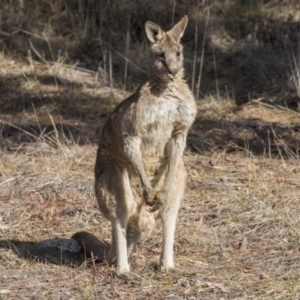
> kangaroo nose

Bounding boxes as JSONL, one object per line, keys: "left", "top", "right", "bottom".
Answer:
{"left": 168, "top": 68, "right": 177, "bottom": 76}
{"left": 168, "top": 67, "right": 178, "bottom": 79}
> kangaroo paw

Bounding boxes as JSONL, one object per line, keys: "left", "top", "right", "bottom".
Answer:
{"left": 116, "top": 271, "right": 142, "bottom": 281}
{"left": 146, "top": 201, "right": 162, "bottom": 212}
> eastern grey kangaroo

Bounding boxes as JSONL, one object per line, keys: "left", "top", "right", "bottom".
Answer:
{"left": 77, "top": 15, "right": 196, "bottom": 280}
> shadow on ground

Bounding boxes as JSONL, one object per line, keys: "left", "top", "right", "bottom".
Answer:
{"left": 1, "top": 69, "right": 300, "bottom": 157}
{"left": 189, "top": 114, "right": 300, "bottom": 157}
{"left": 0, "top": 238, "right": 85, "bottom": 267}
{"left": 0, "top": 73, "right": 116, "bottom": 147}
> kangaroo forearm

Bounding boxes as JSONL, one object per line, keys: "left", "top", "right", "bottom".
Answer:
{"left": 123, "top": 136, "right": 151, "bottom": 189}
{"left": 134, "top": 161, "right": 152, "bottom": 190}
{"left": 162, "top": 133, "right": 186, "bottom": 191}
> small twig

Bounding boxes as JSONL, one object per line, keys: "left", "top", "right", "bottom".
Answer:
{"left": 28, "top": 39, "right": 49, "bottom": 65}
{"left": 0, "top": 119, "right": 39, "bottom": 141}
{"left": 109, "top": 50, "right": 113, "bottom": 90}
{"left": 253, "top": 100, "right": 300, "bottom": 116}
{"left": 196, "top": 8, "right": 210, "bottom": 99}
{"left": 124, "top": 30, "right": 130, "bottom": 91}
{"left": 171, "top": 0, "right": 176, "bottom": 27}
{"left": 192, "top": 0, "right": 200, "bottom": 93}
{"left": 239, "top": 236, "right": 247, "bottom": 250}
{"left": 242, "top": 97, "right": 264, "bottom": 106}
{"left": 267, "top": 129, "right": 271, "bottom": 159}
{"left": 213, "top": 46, "right": 219, "bottom": 97}
{"left": 0, "top": 29, "right": 20, "bottom": 36}
{"left": 91, "top": 252, "right": 97, "bottom": 274}
{"left": 115, "top": 51, "right": 146, "bottom": 74}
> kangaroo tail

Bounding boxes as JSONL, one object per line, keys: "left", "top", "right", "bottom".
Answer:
{"left": 71, "top": 231, "right": 110, "bottom": 262}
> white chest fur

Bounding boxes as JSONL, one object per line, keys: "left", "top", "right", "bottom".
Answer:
{"left": 132, "top": 86, "right": 195, "bottom": 160}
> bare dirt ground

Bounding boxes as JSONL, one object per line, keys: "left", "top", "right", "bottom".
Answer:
{"left": 1, "top": 54, "right": 300, "bottom": 300}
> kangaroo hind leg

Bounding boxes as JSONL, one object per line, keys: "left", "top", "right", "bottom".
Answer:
{"left": 95, "top": 164, "right": 136, "bottom": 279}
{"left": 160, "top": 162, "right": 186, "bottom": 272}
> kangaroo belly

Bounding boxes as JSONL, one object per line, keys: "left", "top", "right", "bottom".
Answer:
{"left": 139, "top": 117, "right": 173, "bottom": 172}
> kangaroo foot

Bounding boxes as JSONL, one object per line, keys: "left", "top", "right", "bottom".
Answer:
{"left": 116, "top": 271, "right": 142, "bottom": 281}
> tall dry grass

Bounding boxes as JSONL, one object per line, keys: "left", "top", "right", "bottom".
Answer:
{"left": 0, "top": 0, "right": 300, "bottom": 102}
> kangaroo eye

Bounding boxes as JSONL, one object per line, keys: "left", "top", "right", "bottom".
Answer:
{"left": 158, "top": 52, "right": 165, "bottom": 59}
{"left": 176, "top": 52, "right": 181, "bottom": 57}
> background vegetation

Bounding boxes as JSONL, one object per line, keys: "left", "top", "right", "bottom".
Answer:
{"left": 0, "top": 0, "right": 300, "bottom": 299}
{"left": 2, "top": 0, "right": 300, "bottom": 100}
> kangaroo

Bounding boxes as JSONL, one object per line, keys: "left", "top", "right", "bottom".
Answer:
{"left": 91, "top": 15, "right": 196, "bottom": 280}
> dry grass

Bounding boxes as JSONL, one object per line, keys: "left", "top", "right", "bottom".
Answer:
{"left": 0, "top": 53, "right": 300, "bottom": 299}
{"left": 1, "top": 0, "right": 300, "bottom": 102}
{"left": 1, "top": 1, "right": 300, "bottom": 299}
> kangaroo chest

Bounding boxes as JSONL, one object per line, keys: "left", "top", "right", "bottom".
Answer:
{"left": 141, "top": 101, "right": 175, "bottom": 132}
{"left": 136, "top": 91, "right": 195, "bottom": 150}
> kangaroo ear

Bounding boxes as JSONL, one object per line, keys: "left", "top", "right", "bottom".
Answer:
{"left": 145, "top": 21, "right": 165, "bottom": 43}
{"left": 170, "top": 15, "right": 188, "bottom": 40}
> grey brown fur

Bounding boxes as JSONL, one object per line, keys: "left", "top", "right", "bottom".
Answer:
{"left": 92, "top": 15, "right": 196, "bottom": 279}
{"left": 72, "top": 231, "right": 109, "bottom": 261}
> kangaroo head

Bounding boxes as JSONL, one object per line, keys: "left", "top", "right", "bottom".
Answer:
{"left": 145, "top": 16, "right": 188, "bottom": 81}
